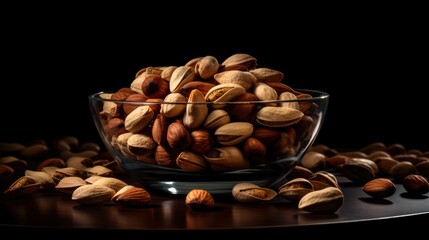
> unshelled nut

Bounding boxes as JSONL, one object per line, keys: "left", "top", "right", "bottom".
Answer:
{"left": 185, "top": 189, "right": 215, "bottom": 210}
{"left": 362, "top": 178, "right": 396, "bottom": 198}
{"left": 402, "top": 174, "right": 429, "bottom": 195}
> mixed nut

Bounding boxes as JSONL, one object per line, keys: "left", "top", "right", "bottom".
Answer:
{"left": 96, "top": 53, "right": 323, "bottom": 172}
{"left": 1, "top": 52, "right": 429, "bottom": 216}
{"left": 1, "top": 134, "right": 429, "bottom": 214}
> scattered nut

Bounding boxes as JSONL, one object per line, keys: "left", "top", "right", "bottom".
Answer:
{"left": 362, "top": 178, "right": 396, "bottom": 198}
{"left": 402, "top": 174, "right": 429, "bottom": 195}
{"left": 185, "top": 189, "right": 215, "bottom": 210}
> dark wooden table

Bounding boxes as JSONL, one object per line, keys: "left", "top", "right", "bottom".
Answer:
{"left": 1, "top": 175, "right": 429, "bottom": 238}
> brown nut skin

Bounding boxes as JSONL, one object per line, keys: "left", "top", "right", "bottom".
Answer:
{"left": 402, "top": 174, "right": 429, "bottom": 195}
{"left": 362, "top": 178, "right": 396, "bottom": 198}
{"left": 185, "top": 189, "right": 215, "bottom": 210}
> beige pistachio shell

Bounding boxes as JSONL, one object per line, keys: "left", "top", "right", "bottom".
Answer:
{"left": 84, "top": 165, "right": 114, "bottom": 177}
{"left": 92, "top": 177, "right": 128, "bottom": 193}
{"left": 55, "top": 176, "right": 87, "bottom": 195}
{"left": 204, "top": 83, "right": 246, "bottom": 108}
{"left": 214, "top": 122, "right": 253, "bottom": 145}
{"left": 176, "top": 151, "right": 209, "bottom": 172}
{"left": 256, "top": 106, "right": 304, "bottom": 127}
{"left": 195, "top": 55, "right": 220, "bottom": 79}
{"left": 298, "top": 186, "right": 344, "bottom": 213}
{"left": 232, "top": 182, "right": 277, "bottom": 203}
{"left": 204, "top": 146, "right": 249, "bottom": 171}
{"left": 278, "top": 177, "right": 314, "bottom": 202}
{"left": 124, "top": 105, "right": 154, "bottom": 133}
{"left": 278, "top": 92, "right": 300, "bottom": 110}
{"left": 213, "top": 70, "right": 256, "bottom": 90}
{"left": 71, "top": 184, "right": 116, "bottom": 205}
{"left": 221, "top": 53, "right": 257, "bottom": 70}
{"left": 169, "top": 66, "right": 195, "bottom": 93}
{"left": 160, "top": 92, "right": 187, "bottom": 118}
{"left": 183, "top": 89, "right": 208, "bottom": 130}
{"left": 24, "top": 170, "right": 56, "bottom": 190}
{"left": 203, "top": 109, "right": 231, "bottom": 130}
{"left": 4, "top": 176, "right": 41, "bottom": 198}
{"left": 250, "top": 67, "right": 284, "bottom": 83}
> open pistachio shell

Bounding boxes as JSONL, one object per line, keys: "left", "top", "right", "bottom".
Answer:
{"left": 232, "top": 182, "right": 277, "bottom": 203}
{"left": 204, "top": 146, "right": 249, "bottom": 171}
{"left": 256, "top": 106, "right": 304, "bottom": 127}
{"left": 214, "top": 122, "right": 253, "bottom": 145}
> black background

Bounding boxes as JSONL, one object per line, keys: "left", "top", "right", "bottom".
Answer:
{"left": 1, "top": 4, "right": 427, "bottom": 152}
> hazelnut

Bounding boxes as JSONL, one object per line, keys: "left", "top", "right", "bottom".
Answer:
{"left": 141, "top": 75, "right": 169, "bottom": 99}
{"left": 190, "top": 129, "right": 213, "bottom": 155}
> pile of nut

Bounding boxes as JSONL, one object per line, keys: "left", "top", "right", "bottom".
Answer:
{"left": 2, "top": 137, "right": 429, "bottom": 213}
{"left": 98, "top": 53, "right": 321, "bottom": 171}
{"left": 0, "top": 136, "right": 151, "bottom": 206}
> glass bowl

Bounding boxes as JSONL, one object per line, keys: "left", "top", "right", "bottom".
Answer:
{"left": 88, "top": 88, "right": 329, "bottom": 195}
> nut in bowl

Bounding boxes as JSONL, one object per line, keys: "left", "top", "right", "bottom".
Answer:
{"left": 88, "top": 54, "right": 329, "bottom": 195}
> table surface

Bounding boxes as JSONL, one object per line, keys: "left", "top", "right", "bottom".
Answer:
{"left": 1, "top": 174, "right": 429, "bottom": 238}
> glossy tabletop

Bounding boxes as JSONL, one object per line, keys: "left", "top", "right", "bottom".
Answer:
{"left": 1, "top": 175, "right": 429, "bottom": 238}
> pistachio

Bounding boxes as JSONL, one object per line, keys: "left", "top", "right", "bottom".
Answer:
{"left": 278, "top": 178, "right": 314, "bottom": 202}
{"left": 250, "top": 67, "right": 284, "bottom": 83}
{"left": 92, "top": 177, "right": 128, "bottom": 193}
{"left": 4, "top": 176, "right": 41, "bottom": 198}
{"left": 55, "top": 176, "right": 87, "bottom": 195}
{"left": 161, "top": 66, "right": 178, "bottom": 81}
{"left": 194, "top": 55, "right": 220, "bottom": 80}
{"left": 204, "top": 83, "right": 246, "bottom": 108}
{"left": 309, "top": 171, "right": 340, "bottom": 190}
{"left": 232, "top": 182, "right": 277, "bottom": 203}
{"left": 24, "top": 170, "right": 56, "bottom": 190}
{"left": 253, "top": 82, "right": 278, "bottom": 103}
{"left": 341, "top": 158, "right": 376, "bottom": 183}
{"left": 127, "top": 133, "right": 157, "bottom": 157}
{"left": 204, "top": 146, "right": 249, "bottom": 171}
{"left": 256, "top": 106, "right": 304, "bottom": 127}
{"left": 124, "top": 105, "right": 154, "bottom": 133}
{"left": 169, "top": 66, "right": 195, "bottom": 93}
{"left": 213, "top": 70, "right": 256, "bottom": 90}
{"left": 84, "top": 165, "right": 114, "bottom": 177}
{"left": 298, "top": 186, "right": 344, "bottom": 213}
{"left": 221, "top": 53, "right": 257, "bottom": 70}
{"left": 203, "top": 109, "right": 230, "bottom": 130}
{"left": 160, "top": 92, "right": 187, "bottom": 118}
{"left": 180, "top": 81, "right": 215, "bottom": 98}
{"left": 71, "top": 184, "right": 116, "bottom": 205}
{"left": 278, "top": 91, "right": 299, "bottom": 110}
{"left": 214, "top": 122, "right": 253, "bottom": 145}
{"left": 183, "top": 89, "right": 208, "bottom": 130}
{"left": 176, "top": 151, "right": 209, "bottom": 172}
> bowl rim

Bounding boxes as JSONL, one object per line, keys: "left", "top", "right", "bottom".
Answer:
{"left": 88, "top": 88, "right": 329, "bottom": 105}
